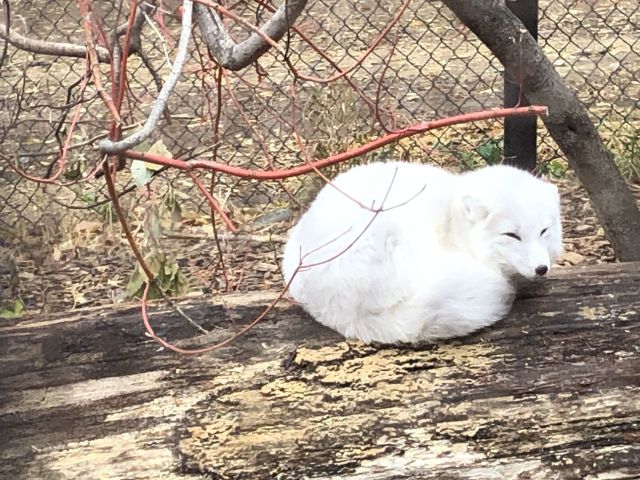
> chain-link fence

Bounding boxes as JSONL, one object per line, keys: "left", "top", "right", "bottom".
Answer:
{"left": 0, "top": 0, "right": 638, "bottom": 310}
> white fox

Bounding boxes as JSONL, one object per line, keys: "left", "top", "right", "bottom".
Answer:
{"left": 282, "top": 161, "right": 563, "bottom": 344}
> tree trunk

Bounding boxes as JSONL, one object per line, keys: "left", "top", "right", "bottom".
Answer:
{"left": 1, "top": 263, "right": 639, "bottom": 479}
{"left": 441, "top": 0, "right": 640, "bottom": 261}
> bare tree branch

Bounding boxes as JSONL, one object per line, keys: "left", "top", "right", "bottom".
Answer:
{"left": 0, "top": 2, "right": 153, "bottom": 63}
{"left": 115, "top": 2, "right": 150, "bottom": 39}
{"left": 0, "top": 25, "right": 110, "bottom": 61}
{"left": 195, "top": 0, "right": 307, "bottom": 71}
{"left": 1, "top": 0, "right": 10, "bottom": 70}
{"left": 99, "top": 0, "right": 194, "bottom": 153}
{"left": 442, "top": 0, "right": 640, "bottom": 262}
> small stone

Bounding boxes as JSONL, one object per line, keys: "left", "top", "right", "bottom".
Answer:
{"left": 561, "top": 251, "right": 586, "bottom": 265}
{"left": 253, "top": 208, "right": 293, "bottom": 227}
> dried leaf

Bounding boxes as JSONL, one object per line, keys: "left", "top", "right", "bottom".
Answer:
{"left": 73, "top": 221, "right": 103, "bottom": 236}
{"left": 145, "top": 140, "right": 172, "bottom": 171}
{"left": 131, "top": 160, "right": 153, "bottom": 188}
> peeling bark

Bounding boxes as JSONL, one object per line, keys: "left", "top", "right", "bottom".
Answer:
{"left": 1, "top": 263, "right": 639, "bottom": 479}
{"left": 441, "top": 0, "right": 640, "bottom": 262}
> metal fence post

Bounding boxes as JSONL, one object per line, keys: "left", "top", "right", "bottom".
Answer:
{"left": 504, "top": 0, "right": 539, "bottom": 171}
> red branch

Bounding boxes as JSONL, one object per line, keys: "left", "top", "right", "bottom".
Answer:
{"left": 188, "top": 171, "right": 238, "bottom": 232}
{"left": 103, "top": 156, "right": 155, "bottom": 280}
{"left": 122, "top": 106, "right": 548, "bottom": 180}
{"left": 251, "top": 0, "right": 399, "bottom": 121}
{"left": 141, "top": 268, "right": 299, "bottom": 355}
{"left": 139, "top": 165, "right": 412, "bottom": 354}
{"left": 78, "top": 0, "right": 122, "bottom": 124}
{"left": 286, "top": 0, "right": 412, "bottom": 84}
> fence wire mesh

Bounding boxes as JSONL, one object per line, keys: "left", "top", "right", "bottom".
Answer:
{"left": 0, "top": 0, "right": 638, "bottom": 310}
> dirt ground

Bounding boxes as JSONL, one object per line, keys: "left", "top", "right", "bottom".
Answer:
{"left": 0, "top": 0, "right": 639, "bottom": 315}
{"left": 2, "top": 170, "right": 638, "bottom": 315}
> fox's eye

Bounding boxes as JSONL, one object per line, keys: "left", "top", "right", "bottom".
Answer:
{"left": 503, "top": 232, "right": 521, "bottom": 241}
{"left": 540, "top": 228, "right": 548, "bottom": 236}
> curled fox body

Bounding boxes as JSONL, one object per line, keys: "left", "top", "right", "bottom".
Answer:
{"left": 282, "top": 162, "right": 563, "bottom": 343}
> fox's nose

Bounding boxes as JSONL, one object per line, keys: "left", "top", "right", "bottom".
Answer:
{"left": 535, "top": 265, "right": 549, "bottom": 276}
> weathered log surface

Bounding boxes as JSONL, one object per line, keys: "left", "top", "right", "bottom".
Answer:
{"left": 1, "top": 263, "right": 639, "bottom": 480}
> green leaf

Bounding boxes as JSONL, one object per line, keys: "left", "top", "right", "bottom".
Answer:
{"left": 475, "top": 139, "right": 503, "bottom": 165}
{"left": 63, "top": 162, "right": 83, "bottom": 181}
{"left": 126, "top": 251, "right": 189, "bottom": 300}
{"left": 81, "top": 191, "right": 96, "bottom": 204}
{"left": 0, "top": 299, "right": 25, "bottom": 319}
{"left": 145, "top": 251, "right": 163, "bottom": 276}
{"left": 126, "top": 268, "right": 146, "bottom": 298}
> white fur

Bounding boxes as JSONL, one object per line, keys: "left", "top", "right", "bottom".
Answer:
{"left": 282, "top": 161, "right": 563, "bottom": 344}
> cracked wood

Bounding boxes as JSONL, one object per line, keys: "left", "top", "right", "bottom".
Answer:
{"left": 1, "top": 262, "right": 639, "bottom": 479}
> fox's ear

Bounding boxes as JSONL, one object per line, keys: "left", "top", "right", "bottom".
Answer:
{"left": 461, "top": 195, "right": 489, "bottom": 222}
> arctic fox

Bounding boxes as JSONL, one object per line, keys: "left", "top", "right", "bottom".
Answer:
{"left": 282, "top": 161, "right": 563, "bottom": 344}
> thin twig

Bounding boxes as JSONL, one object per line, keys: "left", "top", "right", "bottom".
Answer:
{"left": 285, "top": 0, "right": 412, "bottom": 85}
{"left": 0, "top": 0, "right": 10, "bottom": 70}
{"left": 99, "top": 0, "right": 194, "bottom": 153}
{"left": 3, "top": 63, "right": 91, "bottom": 184}
{"left": 375, "top": 28, "right": 401, "bottom": 133}
{"left": 78, "top": 0, "right": 122, "bottom": 124}
{"left": 139, "top": 169, "right": 406, "bottom": 354}
{"left": 140, "top": 272, "right": 294, "bottom": 354}
{"left": 103, "top": 156, "right": 154, "bottom": 280}
{"left": 199, "top": 60, "right": 232, "bottom": 291}
{"left": 289, "top": 81, "right": 425, "bottom": 212}
{"left": 222, "top": 68, "right": 302, "bottom": 207}
{"left": 250, "top": 0, "right": 397, "bottom": 120}
{"left": 187, "top": 171, "right": 238, "bottom": 232}
{"left": 160, "top": 291, "right": 210, "bottom": 334}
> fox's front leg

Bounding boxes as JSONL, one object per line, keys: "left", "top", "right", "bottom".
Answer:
{"left": 413, "top": 257, "right": 516, "bottom": 341}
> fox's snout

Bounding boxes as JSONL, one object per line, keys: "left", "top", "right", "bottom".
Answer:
{"left": 520, "top": 263, "right": 549, "bottom": 280}
{"left": 535, "top": 265, "right": 548, "bottom": 276}
{"left": 522, "top": 243, "right": 552, "bottom": 279}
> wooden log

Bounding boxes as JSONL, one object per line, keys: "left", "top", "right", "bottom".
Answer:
{"left": 1, "top": 262, "right": 639, "bottom": 480}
